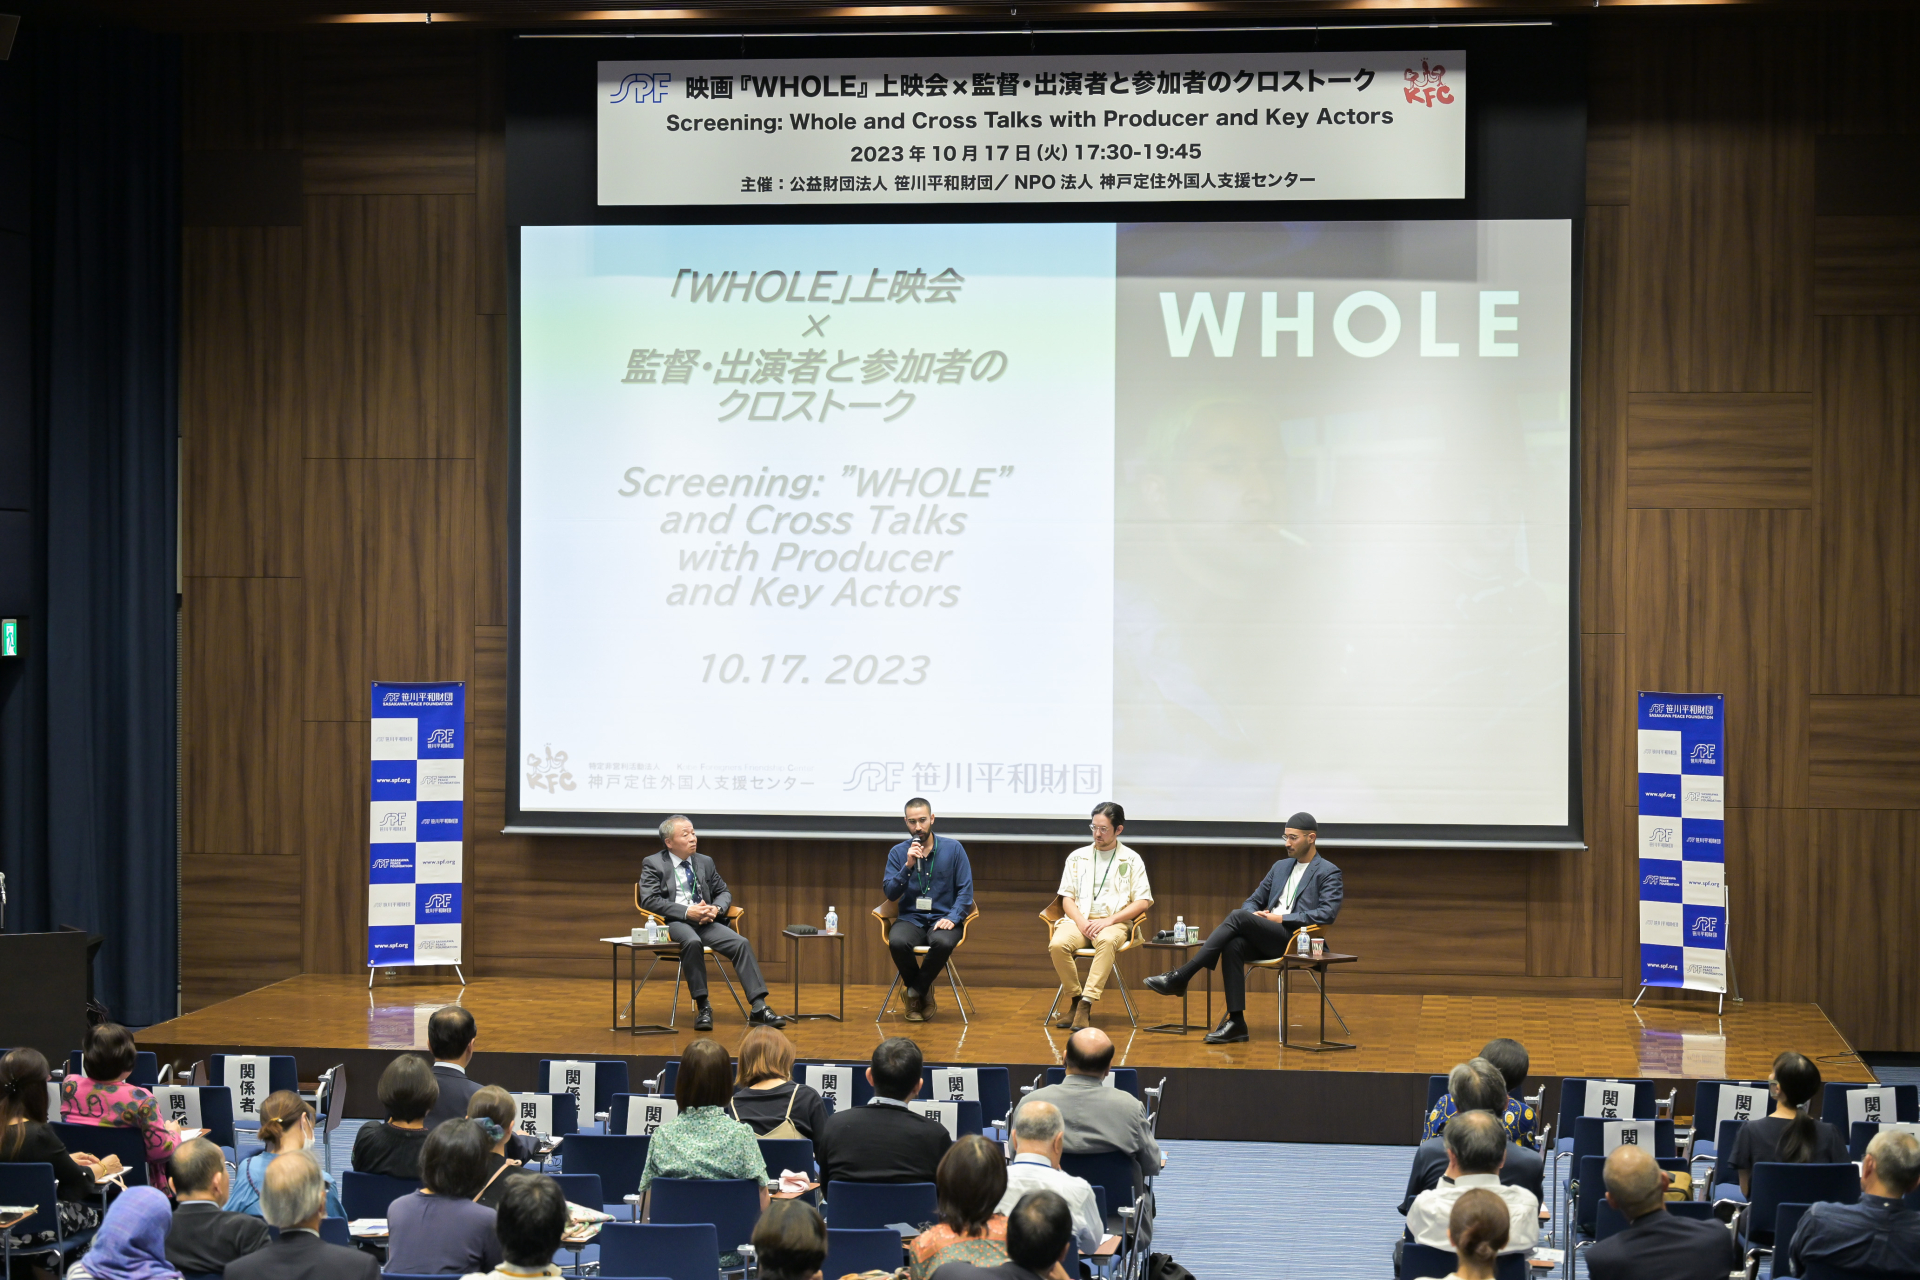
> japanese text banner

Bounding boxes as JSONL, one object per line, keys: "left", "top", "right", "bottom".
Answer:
{"left": 1637, "top": 692, "right": 1726, "bottom": 994}
{"left": 597, "top": 52, "right": 1464, "bottom": 206}
{"left": 368, "top": 681, "right": 465, "bottom": 969}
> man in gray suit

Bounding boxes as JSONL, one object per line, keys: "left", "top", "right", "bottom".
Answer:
{"left": 1021, "top": 1028, "right": 1163, "bottom": 1183}
{"left": 1143, "top": 811, "right": 1342, "bottom": 1043}
{"left": 638, "top": 815, "right": 788, "bottom": 1031}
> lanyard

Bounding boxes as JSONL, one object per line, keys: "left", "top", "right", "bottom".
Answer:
{"left": 1085, "top": 846, "right": 1119, "bottom": 907}
{"left": 915, "top": 840, "right": 935, "bottom": 895}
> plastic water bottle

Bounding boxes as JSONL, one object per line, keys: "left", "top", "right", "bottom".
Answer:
{"left": 1173, "top": 916, "right": 1184, "bottom": 942}
{"left": 1297, "top": 930, "right": 1311, "bottom": 956}
{"left": 824, "top": 906, "right": 838, "bottom": 934}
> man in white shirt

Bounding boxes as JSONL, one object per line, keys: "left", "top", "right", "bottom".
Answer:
{"left": 1404, "top": 1110, "right": 1540, "bottom": 1255}
{"left": 995, "top": 1100, "right": 1103, "bottom": 1255}
{"left": 1049, "top": 802, "right": 1154, "bottom": 1030}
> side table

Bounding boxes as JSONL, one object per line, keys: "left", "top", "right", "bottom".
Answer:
{"left": 783, "top": 928, "right": 846, "bottom": 1021}
{"left": 1140, "top": 938, "right": 1212, "bottom": 1034}
{"left": 602, "top": 935, "right": 684, "bottom": 1035}
{"left": 1273, "top": 950, "right": 1358, "bottom": 1052}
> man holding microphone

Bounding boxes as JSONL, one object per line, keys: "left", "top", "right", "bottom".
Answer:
{"left": 883, "top": 797, "right": 975, "bottom": 1022}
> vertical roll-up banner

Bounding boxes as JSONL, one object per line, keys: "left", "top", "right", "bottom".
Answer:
{"left": 1637, "top": 692, "right": 1726, "bottom": 993}
{"left": 368, "top": 681, "right": 465, "bottom": 969}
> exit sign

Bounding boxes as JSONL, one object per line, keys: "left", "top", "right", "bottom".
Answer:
{"left": 1, "top": 619, "right": 16, "bottom": 657}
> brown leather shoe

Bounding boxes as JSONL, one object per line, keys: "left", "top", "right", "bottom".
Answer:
{"left": 1069, "top": 999, "right": 1093, "bottom": 1031}
{"left": 902, "top": 988, "right": 925, "bottom": 1022}
{"left": 1054, "top": 993, "right": 1082, "bottom": 1028}
{"left": 921, "top": 985, "right": 939, "bottom": 1018}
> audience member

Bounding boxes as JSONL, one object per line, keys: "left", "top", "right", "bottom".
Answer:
{"left": 423, "top": 1007, "right": 483, "bottom": 1126}
{"left": 1784, "top": 1128, "right": 1920, "bottom": 1278}
{"left": 930, "top": 1190, "right": 1074, "bottom": 1280}
{"left": 1404, "top": 1110, "right": 1539, "bottom": 1254}
{"left": 1440, "top": 1187, "right": 1509, "bottom": 1280}
{"left": 459, "top": 1171, "right": 571, "bottom": 1280}
{"left": 1422, "top": 1039, "right": 1536, "bottom": 1142}
{"left": 1401, "top": 1059, "right": 1544, "bottom": 1210}
{"left": 166, "top": 1137, "right": 271, "bottom": 1273}
{"left": 728, "top": 1026, "right": 830, "bottom": 1172}
{"left": 751, "top": 1200, "right": 828, "bottom": 1280}
{"left": 226, "top": 1152, "right": 380, "bottom": 1280}
{"left": 910, "top": 1135, "right": 1010, "bottom": 1280}
{"left": 995, "top": 1101, "right": 1102, "bottom": 1255}
{"left": 0, "top": 1048, "right": 109, "bottom": 1248}
{"left": 350, "top": 1054, "right": 439, "bottom": 1178}
{"left": 1020, "top": 1029, "right": 1162, "bottom": 1181}
{"left": 817, "top": 1037, "right": 951, "bottom": 1187}
{"left": 637, "top": 1039, "right": 770, "bottom": 1207}
{"left": 227, "top": 1091, "right": 346, "bottom": 1219}
{"left": 1585, "top": 1143, "right": 1740, "bottom": 1280}
{"left": 466, "top": 1085, "right": 534, "bottom": 1210}
{"left": 1728, "top": 1050, "right": 1849, "bottom": 1197}
{"left": 385, "top": 1119, "right": 504, "bottom": 1276}
{"left": 59, "top": 1022, "right": 182, "bottom": 1190}
{"left": 63, "top": 1186, "right": 179, "bottom": 1280}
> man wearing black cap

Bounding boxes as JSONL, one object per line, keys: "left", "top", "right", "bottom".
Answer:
{"left": 1143, "top": 812, "right": 1341, "bottom": 1043}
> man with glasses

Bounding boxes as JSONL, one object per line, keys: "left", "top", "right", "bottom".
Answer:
{"left": 639, "top": 815, "right": 790, "bottom": 1031}
{"left": 1047, "top": 802, "right": 1154, "bottom": 1031}
{"left": 1143, "top": 811, "right": 1341, "bottom": 1043}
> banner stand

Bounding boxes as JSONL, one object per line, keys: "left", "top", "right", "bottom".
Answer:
{"left": 1633, "top": 874, "right": 1741, "bottom": 1014}
{"left": 367, "top": 681, "right": 468, "bottom": 986}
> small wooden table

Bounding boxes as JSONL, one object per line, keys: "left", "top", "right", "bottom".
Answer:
{"left": 1140, "top": 938, "right": 1212, "bottom": 1034}
{"left": 1274, "top": 949, "right": 1358, "bottom": 1052}
{"left": 602, "top": 935, "right": 685, "bottom": 1036}
{"left": 782, "top": 928, "right": 847, "bottom": 1021}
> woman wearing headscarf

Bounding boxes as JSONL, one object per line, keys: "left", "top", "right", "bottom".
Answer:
{"left": 65, "top": 1186, "right": 180, "bottom": 1280}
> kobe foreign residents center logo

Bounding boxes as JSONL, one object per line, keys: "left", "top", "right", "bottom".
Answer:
{"left": 611, "top": 72, "right": 672, "bottom": 104}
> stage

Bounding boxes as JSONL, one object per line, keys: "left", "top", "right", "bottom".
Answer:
{"left": 137, "top": 975, "right": 1874, "bottom": 1146}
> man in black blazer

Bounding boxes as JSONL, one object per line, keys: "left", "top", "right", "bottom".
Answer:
{"left": 225, "top": 1152, "right": 380, "bottom": 1280}
{"left": 1399, "top": 1061, "right": 1545, "bottom": 1212}
{"left": 817, "top": 1037, "right": 952, "bottom": 1186}
{"left": 165, "top": 1139, "right": 270, "bottom": 1274}
{"left": 422, "top": 1007, "right": 534, "bottom": 1161}
{"left": 639, "top": 815, "right": 787, "bottom": 1031}
{"left": 1144, "top": 811, "right": 1343, "bottom": 1042}
{"left": 1586, "top": 1144, "right": 1741, "bottom": 1280}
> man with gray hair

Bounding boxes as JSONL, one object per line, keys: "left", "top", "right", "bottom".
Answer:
{"left": 638, "top": 815, "right": 787, "bottom": 1031}
{"left": 1783, "top": 1127, "right": 1920, "bottom": 1277}
{"left": 225, "top": 1153, "right": 379, "bottom": 1280}
{"left": 1404, "top": 1109, "right": 1540, "bottom": 1253}
{"left": 1585, "top": 1143, "right": 1740, "bottom": 1280}
{"left": 1400, "top": 1059, "right": 1545, "bottom": 1214}
{"left": 997, "top": 1099, "right": 1103, "bottom": 1254}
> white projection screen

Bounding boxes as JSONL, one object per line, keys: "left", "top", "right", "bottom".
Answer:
{"left": 513, "top": 219, "right": 1575, "bottom": 842}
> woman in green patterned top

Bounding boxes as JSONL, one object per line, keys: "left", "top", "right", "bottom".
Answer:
{"left": 639, "top": 1039, "right": 771, "bottom": 1212}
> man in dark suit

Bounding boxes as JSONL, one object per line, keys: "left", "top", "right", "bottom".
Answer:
{"left": 422, "top": 1006, "right": 535, "bottom": 1161}
{"left": 931, "top": 1190, "right": 1075, "bottom": 1280}
{"left": 225, "top": 1152, "right": 380, "bottom": 1280}
{"left": 817, "top": 1037, "right": 951, "bottom": 1186}
{"left": 1783, "top": 1128, "right": 1920, "bottom": 1278}
{"left": 638, "top": 815, "right": 787, "bottom": 1032}
{"left": 1144, "top": 811, "right": 1342, "bottom": 1042}
{"left": 1586, "top": 1143, "right": 1741, "bottom": 1280}
{"left": 1400, "top": 1061, "right": 1545, "bottom": 1212}
{"left": 165, "top": 1138, "right": 270, "bottom": 1274}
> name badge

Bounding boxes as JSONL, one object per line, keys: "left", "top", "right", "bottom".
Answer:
{"left": 916, "top": 897, "right": 934, "bottom": 911}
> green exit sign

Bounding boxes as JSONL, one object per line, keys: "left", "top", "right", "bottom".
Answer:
{"left": 1, "top": 619, "right": 17, "bottom": 658}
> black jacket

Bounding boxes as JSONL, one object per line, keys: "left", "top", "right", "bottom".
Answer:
{"left": 1585, "top": 1207, "right": 1742, "bottom": 1280}
{"left": 1399, "top": 1136, "right": 1545, "bottom": 1213}
{"left": 166, "top": 1201, "right": 272, "bottom": 1274}
{"left": 818, "top": 1101, "right": 951, "bottom": 1187}
{"left": 638, "top": 850, "right": 734, "bottom": 921}
{"left": 425, "top": 1063, "right": 535, "bottom": 1162}
{"left": 223, "top": 1231, "right": 381, "bottom": 1280}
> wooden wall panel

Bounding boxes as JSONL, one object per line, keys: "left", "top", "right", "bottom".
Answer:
{"left": 1625, "top": 394, "right": 1813, "bottom": 509}
{"left": 181, "top": 577, "right": 302, "bottom": 857}
{"left": 475, "top": 317, "right": 510, "bottom": 626}
{"left": 302, "top": 197, "right": 366, "bottom": 460}
{"left": 1813, "top": 809, "right": 1920, "bottom": 1051}
{"left": 365, "top": 197, "right": 476, "bottom": 459}
{"left": 1815, "top": 217, "right": 1920, "bottom": 315}
{"left": 182, "top": 853, "right": 305, "bottom": 1007}
{"left": 366, "top": 461, "right": 474, "bottom": 685}
{"left": 1581, "top": 207, "right": 1629, "bottom": 634}
{"left": 1724, "top": 806, "right": 1819, "bottom": 1007}
{"left": 301, "top": 721, "right": 367, "bottom": 974}
{"left": 475, "top": 34, "right": 507, "bottom": 319}
{"left": 301, "top": 460, "right": 367, "bottom": 721}
{"left": 303, "top": 32, "right": 477, "bottom": 195}
{"left": 1809, "top": 697, "right": 1920, "bottom": 809}
{"left": 183, "top": 33, "right": 302, "bottom": 152}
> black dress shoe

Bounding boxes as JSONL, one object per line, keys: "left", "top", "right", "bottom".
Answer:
{"left": 1143, "top": 971, "right": 1189, "bottom": 998}
{"left": 748, "top": 1005, "right": 790, "bottom": 1027}
{"left": 1203, "top": 1015, "right": 1248, "bottom": 1044}
{"left": 692, "top": 1005, "right": 714, "bottom": 1031}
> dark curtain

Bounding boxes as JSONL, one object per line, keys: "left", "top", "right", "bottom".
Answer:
{"left": 0, "top": 20, "right": 180, "bottom": 1026}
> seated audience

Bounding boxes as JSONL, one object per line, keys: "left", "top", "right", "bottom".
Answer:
{"left": 59, "top": 1022, "right": 182, "bottom": 1190}
{"left": 227, "top": 1152, "right": 380, "bottom": 1280}
{"left": 996, "top": 1101, "right": 1101, "bottom": 1255}
{"left": 910, "top": 1135, "right": 1010, "bottom": 1280}
{"left": 1422, "top": 1039, "right": 1537, "bottom": 1142}
{"left": 931, "top": 1190, "right": 1074, "bottom": 1280}
{"left": 351, "top": 1054, "right": 439, "bottom": 1178}
{"left": 1585, "top": 1143, "right": 1740, "bottom": 1280}
{"left": 64, "top": 1186, "right": 179, "bottom": 1280}
{"left": 728, "top": 1026, "right": 830, "bottom": 1173}
{"left": 385, "top": 1119, "right": 504, "bottom": 1276}
{"left": 1784, "top": 1128, "right": 1920, "bottom": 1278}
{"left": 1729, "top": 1050, "right": 1849, "bottom": 1197}
{"left": 817, "top": 1037, "right": 951, "bottom": 1187}
{"left": 1401, "top": 1059, "right": 1544, "bottom": 1210}
{"left": 166, "top": 1137, "right": 271, "bottom": 1273}
{"left": 0, "top": 1047, "right": 109, "bottom": 1247}
{"left": 466, "top": 1085, "right": 534, "bottom": 1210}
{"left": 1440, "top": 1187, "right": 1509, "bottom": 1280}
{"left": 1404, "top": 1110, "right": 1539, "bottom": 1254}
{"left": 638, "top": 1038, "right": 770, "bottom": 1207}
{"left": 458, "top": 1172, "right": 571, "bottom": 1280}
{"left": 228, "top": 1091, "right": 346, "bottom": 1219}
{"left": 1020, "top": 1029, "right": 1162, "bottom": 1181}
{"left": 420, "top": 1008, "right": 535, "bottom": 1166}
{"left": 751, "top": 1200, "right": 829, "bottom": 1280}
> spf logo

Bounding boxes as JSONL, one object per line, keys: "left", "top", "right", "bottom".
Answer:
{"left": 612, "top": 72, "right": 672, "bottom": 104}
{"left": 1689, "top": 742, "right": 1716, "bottom": 765}
{"left": 424, "top": 892, "right": 453, "bottom": 913}
{"left": 1650, "top": 826, "right": 1674, "bottom": 846}
{"left": 427, "top": 727, "right": 456, "bottom": 749}
{"left": 379, "top": 812, "right": 407, "bottom": 831}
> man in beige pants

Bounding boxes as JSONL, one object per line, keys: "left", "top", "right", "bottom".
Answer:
{"left": 1049, "top": 802, "right": 1154, "bottom": 1030}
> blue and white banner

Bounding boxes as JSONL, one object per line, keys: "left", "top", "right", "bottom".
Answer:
{"left": 1637, "top": 692, "right": 1726, "bottom": 993}
{"left": 368, "top": 681, "right": 465, "bottom": 968}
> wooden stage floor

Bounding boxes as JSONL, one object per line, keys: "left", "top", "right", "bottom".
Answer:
{"left": 139, "top": 974, "right": 1872, "bottom": 1144}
